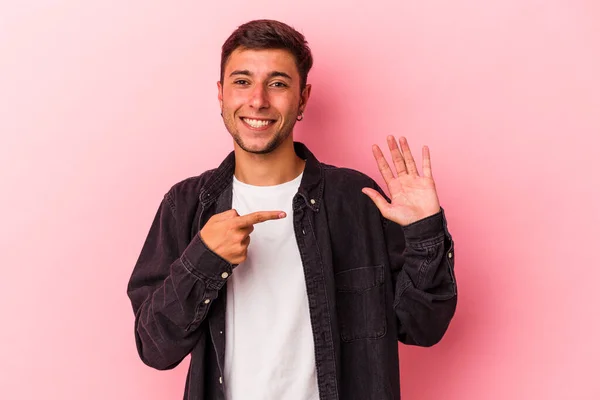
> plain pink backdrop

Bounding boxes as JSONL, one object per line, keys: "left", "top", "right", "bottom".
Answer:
{"left": 1, "top": 1, "right": 599, "bottom": 399}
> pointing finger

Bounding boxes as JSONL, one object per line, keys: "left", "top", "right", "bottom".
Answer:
{"left": 212, "top": 209, "right": 239, "bottom": 222}
{"left": 235, "top": 211, "right": 286, "bottom": 228}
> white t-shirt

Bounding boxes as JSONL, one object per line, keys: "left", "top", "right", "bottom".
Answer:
{"left": 224, "top": 172, "right": 319, "bottom": 400}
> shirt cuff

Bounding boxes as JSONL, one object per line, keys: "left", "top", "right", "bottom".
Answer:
{"left": 401, "top": 207, "right": 447, "bottom": 243}
{"left": 181, "top": 233, "right": 233, "bottom": 289}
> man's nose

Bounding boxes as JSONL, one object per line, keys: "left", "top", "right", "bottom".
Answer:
{"left": 249, "top": 84, "right": 270, "bottom": 109}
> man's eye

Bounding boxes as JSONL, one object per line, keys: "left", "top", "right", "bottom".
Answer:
{"left": 234, "top": 80, "right": 249, "bottom": 85}
{"left": 271, "top": 82, "right": 287, "bottom": 88}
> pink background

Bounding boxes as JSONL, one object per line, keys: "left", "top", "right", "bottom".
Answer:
{"left": 1, "top": 1, "right": 599, "bottom": 399}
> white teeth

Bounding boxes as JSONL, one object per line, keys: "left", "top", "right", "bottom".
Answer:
{"left": 243, "top": 118, "right": 272, "bottom": 128}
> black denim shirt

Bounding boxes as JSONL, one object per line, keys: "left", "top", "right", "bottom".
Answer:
{"left": 127, "top": 142, "right": 457, "bottom": 400}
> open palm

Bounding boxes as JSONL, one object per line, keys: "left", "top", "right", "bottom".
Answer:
{"left": 362, "top": 136, "right": 441, "bottom": 226}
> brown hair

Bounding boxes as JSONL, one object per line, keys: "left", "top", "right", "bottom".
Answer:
{"left": 220, "top": 19, "right": 313, "bottom": 89}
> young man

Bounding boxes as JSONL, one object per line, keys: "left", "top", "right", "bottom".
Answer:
{"left": 127, "top": 19, "right": 457, "bottom": 400}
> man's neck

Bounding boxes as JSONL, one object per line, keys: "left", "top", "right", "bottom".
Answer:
{"left": 233, "top": 140, "right": 305, "bottom": 187}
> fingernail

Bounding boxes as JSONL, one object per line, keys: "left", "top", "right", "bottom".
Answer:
{"left": 279, "top": 212, "right": 286, "bottom": 218}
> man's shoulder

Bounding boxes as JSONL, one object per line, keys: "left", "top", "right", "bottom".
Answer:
{"left": 319, "top": 163, "right": 383, "bottom": 213}
{"left": 321, "top": 163, "right": 377, "bottom": 188}
{"left": 164, "top": 169, "right": 217, "bottom": 203}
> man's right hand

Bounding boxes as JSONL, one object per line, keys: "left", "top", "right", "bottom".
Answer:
{"left": 199, "top": 209, "right": 286, "bottom": 265}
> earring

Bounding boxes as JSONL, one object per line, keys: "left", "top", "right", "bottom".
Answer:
{"left": 296, "top": 112, "right": 304, "bottom": 121}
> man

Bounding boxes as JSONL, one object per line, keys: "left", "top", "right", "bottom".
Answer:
{"left": 127, "top": 19, "right": 457, "bottom": 400}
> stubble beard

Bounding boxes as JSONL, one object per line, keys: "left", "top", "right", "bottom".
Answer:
{"left": 223, "top": 111, "right": 297, "bottom": 155}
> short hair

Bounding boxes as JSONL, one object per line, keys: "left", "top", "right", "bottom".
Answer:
{"left": 220, "top": 19, "right": 313, "bottom": 89}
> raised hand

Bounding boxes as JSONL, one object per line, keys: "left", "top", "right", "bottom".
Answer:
{"left": 199, "top": 209, "right": 286, "bottom": 265}
{"left": 362, "top": 136, "right": 441, "bottom": 226}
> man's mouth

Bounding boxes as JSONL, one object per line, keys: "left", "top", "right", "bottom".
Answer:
{"left": 240, "top": 117, "right": 276, "bottom": 129}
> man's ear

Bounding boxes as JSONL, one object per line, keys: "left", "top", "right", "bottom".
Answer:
{"left": 299, "top": 83, "right": 312, "bottom": 113}
{"left": 217, "top": 81, "right": 223, "bottom": 110}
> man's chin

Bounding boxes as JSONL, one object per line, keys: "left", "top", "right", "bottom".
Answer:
{"left": 234, "top": 137, "right": 279, "bottom": 155}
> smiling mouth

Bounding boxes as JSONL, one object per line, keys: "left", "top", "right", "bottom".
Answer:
{"left": 240, "top": 117, "right": 276, "bottom": 129}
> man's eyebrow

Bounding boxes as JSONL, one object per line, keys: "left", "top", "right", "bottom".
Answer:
{"left": 229, "top": 70, "right": 293, "bottom": 80}
{"left": 268, "top": 71, "right": 292, "bottom": 80}
{"left": 229, "top": 70, "right": 252, "bottom": 77}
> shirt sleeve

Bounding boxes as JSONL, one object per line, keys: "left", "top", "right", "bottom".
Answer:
{"left": 126, "top": 191, "right": 232, "bottom": 370}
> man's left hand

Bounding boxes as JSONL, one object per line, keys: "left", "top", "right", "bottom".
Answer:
{"left": 362, "top": 136, "right": 441, "bottom": 226}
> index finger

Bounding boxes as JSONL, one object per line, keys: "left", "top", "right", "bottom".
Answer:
{"left": 235, "top": 211, "right": 286, "bottom": 228}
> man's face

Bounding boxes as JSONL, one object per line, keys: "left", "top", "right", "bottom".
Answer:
{"left": 218, "top": 48, "right": 311, "bottom": 154}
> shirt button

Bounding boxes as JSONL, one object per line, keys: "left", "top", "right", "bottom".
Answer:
{"left": 204, "top": 299, "right": 210, "bottom": 304}
{"left": 219, "top": 376, "right": 223, "bottom": 384}
{"left": 310, "top": 199, "right": 316, "bottom": 204}
{"left": 221, "top": 272, "right": 229, "bottom": 279}
{"left": 448, "top": 252, "right": 453, "bottom": 259}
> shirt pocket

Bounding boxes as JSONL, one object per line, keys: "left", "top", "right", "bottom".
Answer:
{"left": 335, "top": 265, "right": 387, "bottom": 342}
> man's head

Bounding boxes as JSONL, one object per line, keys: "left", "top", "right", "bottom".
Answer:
{"left": 217, "top": 20, "right": 313, "bottom": 155}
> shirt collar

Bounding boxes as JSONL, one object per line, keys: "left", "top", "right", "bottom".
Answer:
{"left": 199, "top": 142, "right": 324, "bottom": 212}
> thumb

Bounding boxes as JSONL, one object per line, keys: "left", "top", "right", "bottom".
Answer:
{"left": 213, "top": 208, "right": 239, "bottom": 222}
{"left": 361, "top": 188, "right": 391, "bottom": 217}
